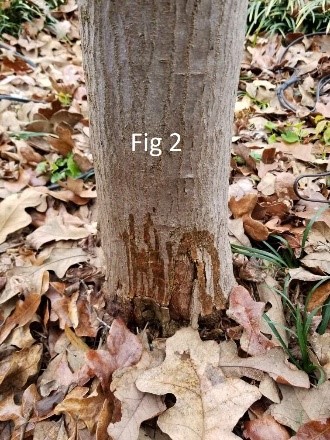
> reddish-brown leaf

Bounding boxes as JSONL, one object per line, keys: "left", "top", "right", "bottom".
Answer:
{"left": 227, "top": 285, "right": 275, "bottom": 355}
{"left": 86, "top": 319, "right": 143, "bottom": 391}
{"left": 291, "top": 418, "right": 330, "bottom": 440}
{"left": 243, "top": 415, "right": 290, "bottom": 440}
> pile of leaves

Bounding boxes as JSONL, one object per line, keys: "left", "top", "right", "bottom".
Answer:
{"left": 0, "top": 1, "right": 329, "bottom": 439}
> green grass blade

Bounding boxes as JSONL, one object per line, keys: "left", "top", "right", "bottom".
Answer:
{"left": 263, "top": 314, "right": 300, "bottom": 369}
{"left": 318, "top": 297, "right": 330, "bottom": 335}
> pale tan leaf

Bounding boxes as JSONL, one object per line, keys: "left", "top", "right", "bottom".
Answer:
{"left": 0, "top": 247, "right": 88, "bottom": 302}
{"left": 0, "top": 188, "right": 46, "bottom": 244}
{"left": 26, "top": 209, "right": 93, "bottom": 249}
{"left": 301, "top": 252, "right": 330, "bottom": 274}
{"left": 33, "top": 419, "right": 69, "bottom": 440}
{"left": 288, "top": 268, "right": 328, "bottom": 283}
{"left": 0, "top": 394, "right": 23, "bottom": 427}
{"left": 257, "top": 173, "right": 276, "bottom": 196}
{"left": 219, "top": 341, "right": 310, "bottom": 388}
{"left": 136, "top": 327, "right": 261, "bottom": 440}
{"left": 108, "top": 350, "right": 166, "bottom": 440}
{"left": 258, "top": 376, "right": 280, "bottom": 403}
{"left": 258, "top": 276, "right": 288, "bottom": 346}
{"left": 270, "top": 382, "right": 330, "bottom": 431}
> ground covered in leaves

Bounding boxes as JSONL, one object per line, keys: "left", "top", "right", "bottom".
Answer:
{"left": 0, "top": 2, "right": 329, "bottom": 440}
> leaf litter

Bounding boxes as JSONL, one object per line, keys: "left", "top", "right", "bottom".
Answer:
{"left": 0, "top": 3, "right": 329, "bottom": 440}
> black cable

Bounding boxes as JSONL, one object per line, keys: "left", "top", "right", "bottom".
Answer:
{"left": 46, "top": 168, "right": 95, "bottom": 190}
{"left": 0, "top": 94, "right": 46, "bottom": 103}
{"left": 294, "top": 172, "right": 330, "bottom": 204}
{"left": 277, "top": 31, "right": 330, "bottom": 113}
{"left": 0, "top": 41, "right": 37, "bottom": 68}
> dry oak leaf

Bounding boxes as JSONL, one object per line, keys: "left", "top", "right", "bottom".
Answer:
{"left": 0, "top": 247, "right": 89, "bottom": 303}
{"left": 86, "top": 318, "right": 143, "bottom": 391}
{"left": 0, "top": 291, "right": 40, "bottom": 344}
{"left": 0, "top": 394, "right": 24, "bottom": 429}
{"left": 270, "top": 382, "right": 330, "bottom": 432}
{"left": 33, "top": 419, "right": 69, "bottom": 440}
{"left": 0, "top": 187, "right": 46, "bottom": 244}
{"left": 301, "top": 252, "right": 330, "bottom": 275}
{"left": 26, "top": 208, "right": 94, "bottom": 249}
{"left": 291, "top": 418, "right": 330, "bottom": 440}
{"left": 136, "top": 327, "right": 261, "bottom": 440}
{"left": 0, "top": 344, "right": 42, "bottom": 393}
{"left": 219, "top": 340, "right": 309, "bottom": 389}
{"left": 258, "top": 276, "right": 288, "bottom": 346}
{"left": 229, "top": 194, "right": 269, "bottom": 241}
{"left": 108, "top": 349, "right": 166, "bottom": 440}
{"left": 307, "top": 280, "right": 330, "bottom": 312}
{"left": 243, "top": 415, "right": 290, "bottom": 440}
{"left": 54, "top": 387, "right": 106, "bottom": 433}
{"left": 227, "top": 285, "right": 275, "bottom": 356}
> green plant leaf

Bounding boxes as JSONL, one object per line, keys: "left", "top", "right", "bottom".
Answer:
{"left": 323, "top": 126, "right": 330, "bottom": 145}
{"left": 264, "top": 121, "right": 277, "bottom": 131}
{"left": 66, "top": 154, "right": 81, "bottom": 178}
{"left": 36, "top": 161, "right": 48, "bottom": 174}
{"left": 267, "top": 133, "right": 277, "bottom": 144}
{"left": 281, "top": 130, "right": 300, "bottom": 143}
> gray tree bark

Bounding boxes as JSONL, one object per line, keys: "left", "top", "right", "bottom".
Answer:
{"left": 78, "top": 0, "right": 247, "bottom": 333}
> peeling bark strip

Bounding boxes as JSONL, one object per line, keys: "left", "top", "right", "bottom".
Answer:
{"left": 122, "top": 213, "right": 223, "bottom": 320}
{"left": 78, "top": 1, "right": 248, "bottom": 325}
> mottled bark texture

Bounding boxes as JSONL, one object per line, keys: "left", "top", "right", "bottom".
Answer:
{"left": 78, "top": 0, "right": 247, "bottom": 332}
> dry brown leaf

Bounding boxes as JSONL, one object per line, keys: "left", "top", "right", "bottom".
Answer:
{"left": 26, "top": 208, "right": 94, "bottom": 250}
{"left": 309, "top": 333, "right": 330, "bottom": 379}
{"left": 0, "top": 291, "right": 40, "bottom": 344}
{"left": 38, "top": 351, "right": 75, "bottom": 397}
{"left": 0, "top": 394, "right": 24, "bottom": 429}
{"left": 0, "top": 344, "right": 42, "bottom": 393}
{"left": 33, "top": 419, "right": 69, "bottom": 440}
{"left": 0, "top": 247, "right": 89, "bottom": 303}
{"left": 54, "top": 388, "right": 106, "bottom": 433}
{"left": 86, "top": 318, "right": 143, "bottom": 390}
{"left": 0, "top": 187, "right": 46, "bottom": 244}
{"left": 270, "top": 382, "right": 330, "bottom": 431}
{"left": 227, "top": 285, "right": 275, "bottom": 356}
{"left": 136, "top": 327, "right": 261, "bottom": 440}
{"left": 288, "top": 268, "right": 329, "bottom": 283}
{"left": 258, "top": 276, "right": 288, "bottom": 346}
{"left": 229, "top": 194, "right": 269, "bottom": 241}
{"left": 259, "top": 375, "right": 280, "bottom": 403}
{"left": 243, "top": 415, "right": 290, "bottom": 440}
{"left": 46, "top": 284, "right": 98, "bottom": 337}
{"left": 257, "top": 173, "right": 276, "bottom": 196}
{"left": 108, "top": 349, "right": 166, "bottom": 440}
{"left": 274, "top": 142, "right": 315, "bottom": 162}
{"left": 219, "top": 340, "right": 309, "bottom": 388}
{"left": 307, "top": 281, "right": 330, "bottom": 312}
{"left": 275, "top": 172, "right": 297, "bottom": 200}
{"left": 301, "top": 252, "right": 330, "bottom": 274}
{"left": 291, "top": 418, "right": 330, "bottom": 440}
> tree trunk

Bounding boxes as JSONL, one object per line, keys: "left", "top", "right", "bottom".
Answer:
{"left": 78, "top": 0, "right": 247, "bottom": 334}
